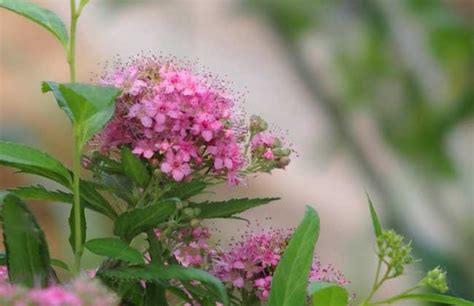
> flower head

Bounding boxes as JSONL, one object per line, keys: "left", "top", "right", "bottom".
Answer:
{"left": 93, "top": 56, "right": 291, "bottom": 185}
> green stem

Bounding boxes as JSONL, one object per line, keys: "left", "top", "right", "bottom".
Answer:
{"left": 371, "top": 285, "right": 422, "bottom": 305}
{"left": 67, "top": 0, "right": 78, "bottom": 82}
{"left": 72, "top": 126, "right": 82, "bottom": 273}
{"left": 68, "top": 0, "right": 87, "bottom": 274}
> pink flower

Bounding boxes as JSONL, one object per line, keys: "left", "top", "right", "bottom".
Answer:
{"left": 28, "top": 287, "right": 81, "bottom": 306}
{"left": 160, "top": 151, "right": 192, "bottom": 181}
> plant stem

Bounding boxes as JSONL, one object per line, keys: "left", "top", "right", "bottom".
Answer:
{"left": 72, "top": 127, "right": 82, "bottom": 273}
{"left": 67, "top": 0, "right": 78, "bottom": 82}
{"left": 68, "top": 0, "right": 86, "bottom": 274}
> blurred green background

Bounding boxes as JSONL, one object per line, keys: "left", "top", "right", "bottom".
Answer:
{"left": 0, "top": 0, "right": 472, "bottom": 304}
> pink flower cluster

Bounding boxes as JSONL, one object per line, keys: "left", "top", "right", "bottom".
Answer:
{"left": 211, "top": 229, "right": 348, "bottom": 301}
{"left": 0, "top": 271, "right": 119, "bottom": 306}
{"left": 155, "top": 226, "right": 211, "bottom": 268}
{"left": 96, "top": 58, "right": 246, "bottom": 184}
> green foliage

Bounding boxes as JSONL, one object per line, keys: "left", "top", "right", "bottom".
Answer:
{"left": 382, "top": 293, "right": 474, "bottom": 306}
{"left": 309, "top": 282, "right": 349, "bottom": 306}
{"left": 79, "top": 180, "right": 118, "bottom": 219}
{"left": 85, "top": 238, "right": 144, "bottom": 265}
{"left": 41, "top": 82, "right": 121, "bottom": 146}
{"left": 121, "top": 146, "right": 150, "bottom": 188}
{"left": 268, "top": 205, "right": 320, "bottom": 306}
{"left": 100, "top": 264, "right": 229, "bottom": 305}
{"left": 191, "top": 197, "right": 279, "bottom": 219}
{"left": 9, "top": 185, "right": 73, "bottom": 203}
{"left": 114, "top": 198, "right": 177, "bottom": 241}
{"left": 367, "top": 194, "right": 382, "bottom": 238}
{"left": 1, "top": 193, "right": 52, "bottom": 287}
{"left": 162, "top": 180, "right": 209, "bottom": 200}
{"left": 0, "top": 0, "right": 68, "bottom": 48}
{"left": 0, "top": 140, "right": 72, "bottom": 187}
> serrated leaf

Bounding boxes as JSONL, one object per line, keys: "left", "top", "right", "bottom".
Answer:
{"left": 114, "top": 198, "right": 177, "bottom": 241}
{"left": 191, "top": 197, "right": 279, "bottom": 219}
{"left": 41, "top": 82, "right": 121, "bottom": 145}
{"left": 9, "top": 184, "right": 117, "bottom": 219}
{"left": 1, "top": 193, "right": 52, "bottom": 287}
{"left": 163, "top": 180, "right": 209, "bottom": 200}
{"left": 367, "top": 194, "right": 382, "bottom": 238}
{"left": 268, "top": 206, "right": 320, "bottom": 306}
{"left": 121, "top": 146, "right": 150, "bottom": 187}
{"left": 80, "top": 180, "right": 117, "bottom": 219}
{"left": 309, "top": 282, "right": 348, "bottom": 306}
{"left": 85, "top": 238, "right": 144, "bottom": 265}
{"left": 385, "top": 293, "right": 473, "bottom": 306}
{"left": 9, "top": 185, "right": 72, "bottom": 203}
{"left": 100, "top": 264, "right": 229, "bottom": 305}
{"left": 0, "top": 140, "right": 71, "bottom": 187}
{"left": 0, "top": 0, "right": 68, "bottom": 48}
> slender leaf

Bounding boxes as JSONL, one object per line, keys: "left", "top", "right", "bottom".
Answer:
{"left": 9, "top": 184, "right": 117, "bottom": 219}
{"left": 41, "top": 82, "right": 121, "bottom": 145}
{"left": 385, "top": 293, "right": 473, "bottom": 306}
{"left": 68, "top": 201, "right": 86, "bottom": 257}
{"left": 191, "top": 197, "right": 279, "bottom": 219}
{"left": 100, "top": 264, "right": 229, "bottom": 305}
{"left": 114, "top": 198, "right": 177, "bottom": 241}
{"left": 50, "top": 258, "right": 70, "bottom": 272}
{"left": 85, "top": 238, "right": 144, "bottom": 265}
{"left": 9, "top": 185, "right": 72, "bottom": 203}
{"left": 367, "top": 194, "right": 382, "bottom": 238}
{"left": 121, "top": 146, "right": 150, "bottom": 187}
{"left": 163, "top": 180, "right": 209, "bottom": 200}
{"left": 0, "top": 140, "right": 71, "bottom": 186}
{"left": 309, "top": 282, "right": 348, "bottom": 306}
{"left": 1, "top": 193, "right": 52, "bottom": 287}
{"left": 80, "top": 180, "right": 117, "bottom": 219}
{"left": 0, "top": 0, "right": 68, "bottom": 48}
{"left": 268, "top": 206, "right": 320, "bottom": 306}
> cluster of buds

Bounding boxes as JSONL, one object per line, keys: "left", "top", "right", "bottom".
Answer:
{"left": 422, "top": 266, "right": 449, "bottom": 293}
{"left": 376, "top": 230, "right": 414, "bottom": 277}
{"left": 249, "top": 115, "right": 292, "bottom": 172}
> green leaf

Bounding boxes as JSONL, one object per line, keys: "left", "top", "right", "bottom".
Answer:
{"left": 85, "top": 238, "right": 144, "bottom": 265}
{"left": 191, "top": 197, "right": 279, "bottom": 219}
{"left": 1, "top": 193, "right": 52, "bottom": 287}
{"left": 9, "top": 184, "right": 118, "bottom": 219}
{"left": 163, "top": 180, "right": 209, "bottom": 200}
{"left": 114, "top": 198, "right": 177, "bottom": 241}
{"left": 80, "top": 180, "right": 118, "bottom": 219}
{"left": 309, "top": 282, "right": 348, "bottom": 306}
{"left": 9, "top": 185, "right": 73, "bottom": 203}
{"left": 367, "top": 194, "right": 382, "bottom": 238}
{"left": 68, "top": 200, "right": 86, "bottom": 258}
{"left": 50, "top": 258, "right": 70, "bottom": 272}
{"left": 41, "top": 82, "right": 121, "bottom": 145}
{"left": 121, "top": 146, "right": 150, "bottom": 187}
{"left": 100, "top": 264, "right": 229, "bottom": 305}
{"left": 268, "top": 205, "right": 320, "bottom": 306}
{"left": 0, "top": 140, "right": 71, "bottom": 187}
{"left": 0, "top": 0, "right": 68, "bottom": 48}
{"left": 386, "top": 293, "right": 473, "bottom": 306}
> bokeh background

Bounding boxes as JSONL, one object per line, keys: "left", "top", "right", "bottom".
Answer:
{"left": 1, "top": 0, "right": 473, "bottom": 304}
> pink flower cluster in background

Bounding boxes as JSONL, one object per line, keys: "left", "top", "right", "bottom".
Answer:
{"left": 0, "top": 271, "right": 119, "bottom": 306}
{"left": 155, "top": 226, "right": 211, "bottom": 268}
{"left": 211, "top": 228, "right": 349, "bottom": 301}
